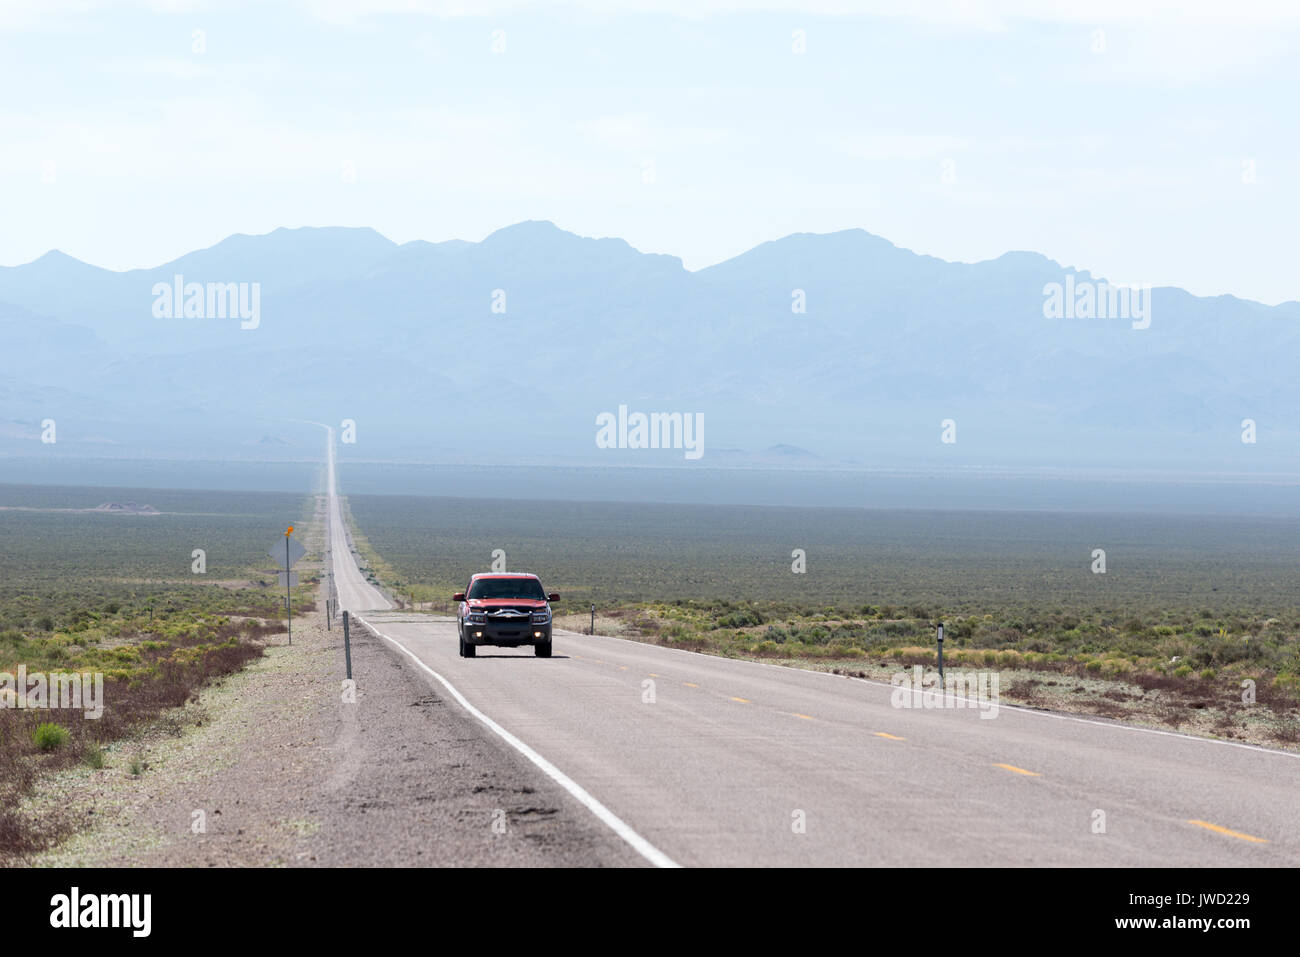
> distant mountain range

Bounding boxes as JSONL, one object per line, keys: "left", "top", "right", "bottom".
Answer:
{"left": 1, "top": 221, "right": 1297, "bottom": 473}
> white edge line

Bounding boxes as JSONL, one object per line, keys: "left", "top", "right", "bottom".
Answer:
{"left": 549, "top": 628, "right": 1300, "bottom": 761}
{"left": 355, "top": 614, "right": 680, "bottom": 869}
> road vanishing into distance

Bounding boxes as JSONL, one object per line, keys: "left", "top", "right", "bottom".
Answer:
{"left": 325, "top": 435, "right": 1299, "bottom": 867}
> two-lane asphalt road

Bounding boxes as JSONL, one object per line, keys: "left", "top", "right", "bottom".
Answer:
{"left": 326, "top": 428, "right": 391, "bottom": 614}
{"left": 325, "top": 439, "right": 1299, "bottom": 867}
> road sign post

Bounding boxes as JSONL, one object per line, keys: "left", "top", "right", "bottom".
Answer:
{"left": 590, "top": 603, "right": 595, "bottom": 636}
{"left": 269, "top": 526, "right": 307, "bottom": 646}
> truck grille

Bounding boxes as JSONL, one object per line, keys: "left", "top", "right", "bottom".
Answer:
{"left": 486, "top": 607, "right": 533, "bottom": 621}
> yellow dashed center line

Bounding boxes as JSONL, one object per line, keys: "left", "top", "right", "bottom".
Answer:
{"left": 682, "top": 682, "right": 699, "bottom": 688}
{"left": 791, "top": 713, "right": 815, "bottom": 721}
{"left": 994, "top": 763, "right": 1041, "bottom": 777}
{"left": 618, "top": 666, "right": 628, "bottom": 671}
{"left": 874, "top": 732, "right": 905, "bottom": 741}
{"left": 731, "top": 697, "right": 751, "bottom": 704}
{"left": 648, "top": 673, "right": 660, "bottom": 678}
{"left": 1188, "top": 820, "right": 1268, "bottom": 844}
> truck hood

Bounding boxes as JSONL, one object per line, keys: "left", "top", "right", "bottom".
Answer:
{"left": 466, "top": 597, "right": 548, "bottom": 609}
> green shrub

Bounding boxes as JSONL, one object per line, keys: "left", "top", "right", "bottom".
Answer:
{"left": 717, "top": 608, "right": 764, "bottom": 628}
{"left": 32, "top": 722, "right": 70, "bottom": 752}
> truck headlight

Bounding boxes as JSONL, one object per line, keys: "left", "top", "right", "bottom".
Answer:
{"left": 467, "top": 612, "right": 487, "bottom": 625}
{"left": 532, "top": 610, "right": 551, "bottom": 624}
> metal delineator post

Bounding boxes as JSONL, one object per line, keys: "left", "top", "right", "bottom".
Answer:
{"left": 343, "top": 610, "right": 352, "bottom": 681}
{"left": 936, "top": 622, "right": 945, "bottom": 686}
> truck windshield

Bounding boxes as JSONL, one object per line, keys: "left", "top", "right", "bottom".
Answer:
{"left": 467, "top": 577, "right": 546, "bottom": 600}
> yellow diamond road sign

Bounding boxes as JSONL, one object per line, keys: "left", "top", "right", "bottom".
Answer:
{"left": 270, "top": 537, "right": 306, "bottom": 570}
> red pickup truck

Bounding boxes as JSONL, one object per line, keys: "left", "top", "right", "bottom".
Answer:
{"left": 454, "top": 572, "right": 560, "bottom": 658}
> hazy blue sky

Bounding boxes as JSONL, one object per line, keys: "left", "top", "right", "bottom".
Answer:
{"left": 3, "top": 1, "right": 1298, "bottom": 303}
